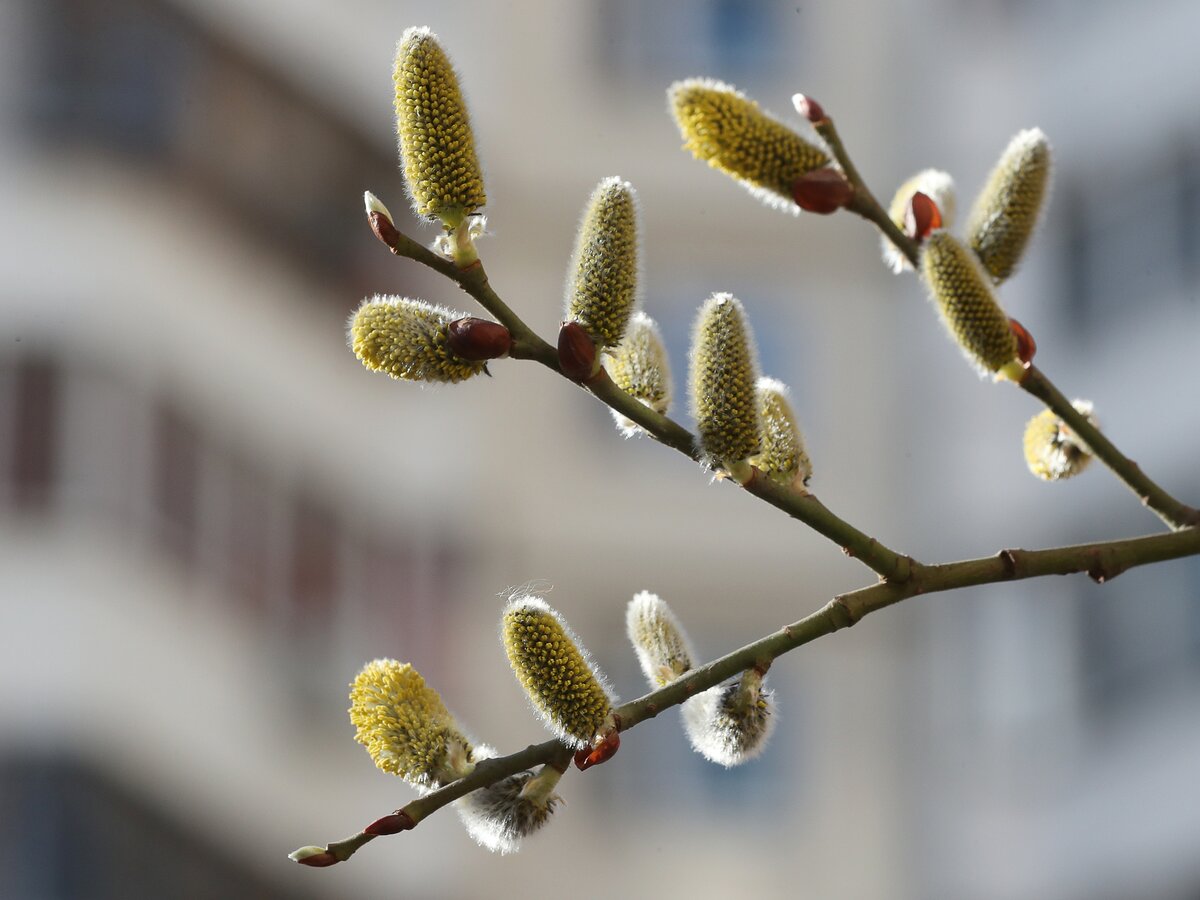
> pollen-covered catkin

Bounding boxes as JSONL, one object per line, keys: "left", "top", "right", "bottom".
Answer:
{"left": 564, "top": 177, "right": 641, "bottom": 348}
{"left": 1023, "top": 400, "right": 1097, "bottom": 481}
{"left": 683, "top": 669, "right": 776, "bottom": 767}
{"left": 881, "top": 169, "right": 956, "bottom": 273}
{"left": 348, "top": 295, "right": 487, "bottom": 383}
{"left": 348, "top": 659, "right": 476, "bottom": 790}
{"left": 669, "top": 78, "right": 829, "bottom": 213}
{"left": 626, "top": 591, "right": 697, "bottom": 688}
{"left": 750, "top": 377, "right": 812, "bottom": 488}
{"left": 966, "top": 128, "right": 1051, "bottom": 284}
{"left": 394, "top": 27, "right": 486, "bottom": 227}
{"left": 689, "top": 293, "right": 763, "bottom": 472}
{"left": 501, "top": 597, "right": 615, "bottom": 749}
{"left": 455, "top": 767, "right": 562, "bottom": 854}
{"left": 920, "top": 232, "right": 1021, "bottom": 379}
{"left": 604, "top": 312, "right": 672, "bottom": 436}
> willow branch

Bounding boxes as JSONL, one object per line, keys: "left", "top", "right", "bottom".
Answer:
{"left": 297, "top": 522, "right": 1200, "bottom": 863}
{"left": 379, "top": 226, "right": 913, "bottom": 581}
{"left": 812, "top": 114, "right": 1199, "bottom": 531}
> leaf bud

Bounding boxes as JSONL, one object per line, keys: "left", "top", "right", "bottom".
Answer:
{"left": 920, "top": 232, "right": 1022, "bottom": 380}
{"left": 966, "top": 128, "right": 1051, "bottom": 283}
{"left": 1023, "top": 400, "right": 1097, "bottom": 481}
{"left": 689, "top": 293, "right": 763, "bottom": 475}
{"left": 501, "top": 596, "right": 616, "bottom": 749}
{"left": 669, "top": 78, "right": 830, "bottom": 214}
{"left": 364, "top": 190, "right": 400, "bottom": 249}
{"left": 348, "top": 295, "right": 488, "bottom": 383}
{"left": 790, "top": 93, "right": 826, "bottom": 124}
{"left": 394, "top": 27, "right": 486, "bottom": 228}
{"left": 750, "top": 377, "right": 813, "bottom": 488}
{"left": 363, "top": 811, "right": 416, "bottom": 836}
{"left": 564, "top": 177, "right": 642, "bottom": 349}
{"left": 288, "top": 846, "right": 339, "bottom": 867}
{"left": 603, "top": 312, "right": 672, "bottom": 437}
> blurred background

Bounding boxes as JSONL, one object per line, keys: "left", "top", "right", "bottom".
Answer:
{"left": 1, "top": 0, "right": 1198, "bottom": 897}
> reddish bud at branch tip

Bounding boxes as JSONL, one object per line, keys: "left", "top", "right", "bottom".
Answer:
{"left": 363, "top": 811, "right": 417, "bottom": 836}
{"left": 791, "top": 93, "right": 825, "bottom": 123}
{"left": 791, "top": 168, "right": 854, "bottom": 215}
{"left": 289, "top": 847, "right": 340, "bottom": 867}
{"left": 447, "top": 317, "right": 513, "bottom": 360}
{"left": 905, "top": 192, "right": 942, "bottom": 241}
{"left": 1009, "top": 317, "right": 1037, "bottom": 365}
{"left": 557, "top": 321, "right": 599, "bottom": 381}
{"left": 367, "top": 211, "right": 400, "bottom": 248}
{"left": 573, "top": 730, "right": 620, "bottom": 771}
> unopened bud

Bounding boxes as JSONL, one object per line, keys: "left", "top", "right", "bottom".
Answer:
{"left": 501, "top": 596, "right": 615, "bottom": 749}
{"left": 604, "top": 312, "right": 672, "bottom": 437}
{"left": 446, "top": 317, "right": 512, "bottom": 361}
{"left": 394, "top": 27, "right": 486, "bottom": 228}
{"left": 670, "top": 78, "right": 829, "bottom": 214}
{"left": 564, "top": 177, "right": 641, "bottom": 349}
{"left": 363, "top": 811, "right": 416, "bottom": 836}
{"left": 1009, "top": 317, "right": 1037, "bottom": 366}
{"left": 364, "top": 191, "right": 400, "bottom": 248}
{"left": 626, "top": 591, "right": 697, "bottom": 688}
{"left": 882, "top": 170, "right": 956, "bottom": 273}
{"left": 966, "top": 128, "right": 1051, "bottom": 283}
{"left": 289, "top": 846, "right": 339, "bottom": 867}
{"left": 791, "top": 93, "right": 825, "bottom": 123}
{"left": 557, "top": 321, "right": 599, "bottom": 381}
{"left": 791, "top": 168, "right": 854, "bottom": 214}
{"left": 349, "top": 295, "right": 488, "bottom": 383}
{"left": 920, "top": 232, "right": 1022, "bottom": 380}
{"left": 1023, "top": 400, "right": 1097, "bottom": 481}
{"left": 689, "top": 293, "right": 763, "bottom": 474}
{"left": 750, "top": 377, "right": 812, "bottom": 488}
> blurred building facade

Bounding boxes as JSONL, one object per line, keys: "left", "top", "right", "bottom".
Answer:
{"left": 0, "top": 0, "right": 1197, "bottom": 898}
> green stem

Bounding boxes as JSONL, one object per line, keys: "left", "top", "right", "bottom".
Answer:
{"left": 295, "top": 522, "right": 1200, "bottom": 864}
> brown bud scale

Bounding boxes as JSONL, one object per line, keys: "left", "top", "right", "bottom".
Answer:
{"left": 791, "top": 168, "right": 854, "bottom": 214}
{"left": 558, "top": 321, "right": 598, "bottom": 381}
{"left": 447, "top": 317, "right": 512, "bottom": 360}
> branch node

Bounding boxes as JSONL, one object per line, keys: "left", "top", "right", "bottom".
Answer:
{"left": 999, "top": 549, "right": 1018, "bottom": 576}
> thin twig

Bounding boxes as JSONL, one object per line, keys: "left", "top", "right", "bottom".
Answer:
{"left": 298, "top": 522, "right": 1200, "bottom": 862}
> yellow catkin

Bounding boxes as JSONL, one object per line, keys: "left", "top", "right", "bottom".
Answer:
{"left": 564, "top": 177, "right": 641, "bottom": 348}
{"left": 394, "top": 27, "right": 486, "bottom": 227}
{"left": 881, "top": 169, "right": 957, "bottom": 273}
{"left": 689, "top": 293, "right": 763, "bottom": 469}
{"left": 669, "top": 78, "right": 829, "bottom": 212}
{"left": 348, "top": 295, "right": 486, "bottom": 383}
{"left": 348, "top": 659, "right": 475, "bottom": 789}
{"left": 604, "top": 312, "right": 671, "bottom": 436}
{"left": 920, "top": 232, "right": 1020, "bottom": 378}
{"left": 750, "top": 377, "right": 812, "bottom": 488}
{"left": 1023, "top": 400, "right": 1096, "bottom": 481}
{"left": 501, "top": 597, "right": 614, "bottom": 749}
{"left": 626, "top": 591, "right": 697, "bottom": 689}
{"left": 966, "top": 128, "right": 1051, "bottom": 284}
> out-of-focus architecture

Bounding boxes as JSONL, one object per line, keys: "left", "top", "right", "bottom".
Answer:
{"left": 0, "top": 0, "right": 1196, "bottom": 897}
